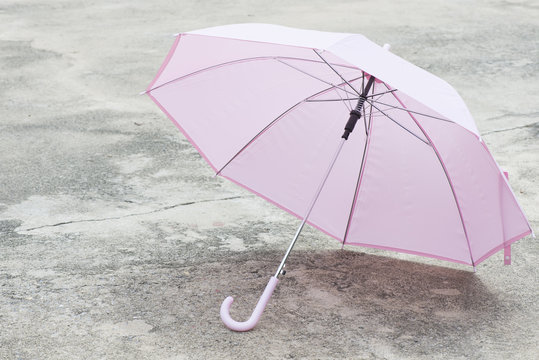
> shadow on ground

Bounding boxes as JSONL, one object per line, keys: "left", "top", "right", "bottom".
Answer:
{"left": 106, "top": 248, "right": 501, "bottom": 358}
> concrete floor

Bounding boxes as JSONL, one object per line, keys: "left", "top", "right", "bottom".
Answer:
{"left": 1, "top": 0, "right": 537, "bottom": 359}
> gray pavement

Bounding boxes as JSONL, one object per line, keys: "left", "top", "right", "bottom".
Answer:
{"left": 1, "top": 1, "right": 538, "bottom": 359}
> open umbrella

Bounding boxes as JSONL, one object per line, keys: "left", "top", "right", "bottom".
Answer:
{"left": 144, "top": 24, "right": 532, "bottom": 331}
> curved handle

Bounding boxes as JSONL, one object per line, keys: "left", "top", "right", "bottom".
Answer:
{"left": 220, "top": 276, "right": 279, "bottom": 332}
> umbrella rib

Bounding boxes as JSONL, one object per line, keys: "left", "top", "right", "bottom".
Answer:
{"left": 215, "top": 76, "right": 364, "bottom": 176}
{"left": 276, "top": 59, "right": 360, "bottom": 99}
{"left": 308, "top": 89, "right": 398, "bottom": 103}
{"left": 382, "top": 83, "right": 476, "bottom": 267}
{"left": 362, "top": 97, "right": 367, "bottom": 135}
{"left": 313, "top": 49, "right": 362, "bottom": 96}
{"left": 365, "top": 100, "right": 431, "bottom": 146}
{"left": 368, "top": 99, "right": 454, "bottom": 123}
{"left": 332, "top": 87, "right": 352, "bottom": 112}
{"left": 367, "top": 87, "right": 374, "bottom": 132}
{"left": 366, "top": 89, "right": 399, "bottom": 100}
{"left": 305, "top": 90, "right": 397, "bottom": 104}
{"left": 146, "top": 55, "right": 359, "bottom": 94}
{"left": 305, "top": 98, "right": 359, "bottom": 103}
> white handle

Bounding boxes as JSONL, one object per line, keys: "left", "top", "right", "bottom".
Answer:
{"left": 220, "top": 276, "right": 279, "bottom": 332}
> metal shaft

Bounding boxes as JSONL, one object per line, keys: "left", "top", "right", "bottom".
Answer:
{"left": 274, "top": 137, "right": 346, "bottom": 278}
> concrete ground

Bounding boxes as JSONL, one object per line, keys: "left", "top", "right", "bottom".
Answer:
{"left": 1, "top": 0, "right": 537, "bottom": 359}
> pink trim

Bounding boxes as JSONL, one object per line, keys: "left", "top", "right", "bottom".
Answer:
{"left": 146, "top": 35, "right": 181, "bottom": 92}
{"left": 343, "top": 240, "right": 472, "bottom": 266}
{"left": 389, "top": 87, "right": 475, "bottom": 265}
{"left": 474, "top": 230, "right": 531, "bottom": 266}
{"left": 147, "top": 93, "right": 218, "bottom": 172}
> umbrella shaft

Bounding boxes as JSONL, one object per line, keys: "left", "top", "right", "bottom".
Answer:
{"left": 275, "top": 137, "right": 346, "bottom": 278}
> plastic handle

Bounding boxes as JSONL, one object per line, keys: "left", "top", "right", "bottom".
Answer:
{"left": 220, "top": 276, "right": 279, "bottom": 332}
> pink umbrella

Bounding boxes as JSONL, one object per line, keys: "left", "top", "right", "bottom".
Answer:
{"left": 144, "top": 24, "right": 533, "bottom": 331}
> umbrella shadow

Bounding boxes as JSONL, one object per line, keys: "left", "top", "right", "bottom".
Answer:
{"left": 274, "top": 249, "right": 501, "bottom": 353}
{"left": 116, "top": 246, "right": 507, "bottom": 358}
{"left": 290, "top": 249, "right": 488, "bottom": 314}
{"left": 196, "top": 248, "right": 504, "bottom": 356}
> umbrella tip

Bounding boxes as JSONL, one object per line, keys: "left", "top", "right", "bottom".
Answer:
{"left": 383, "top": 44, "right": 391, "bottom": 51}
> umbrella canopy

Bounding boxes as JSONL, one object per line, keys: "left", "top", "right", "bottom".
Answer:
{"left": 145, "top": 24, "right": 532, "bottom": 331}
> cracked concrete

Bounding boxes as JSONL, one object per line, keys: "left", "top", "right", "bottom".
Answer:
{"left": 14, "top": 195, "right": 248, "bottom": 232}
{"left": 1, "top": 0, "right": 538, "bottom": 359}
{"left": 481, "top": 121, "right": 538, "bottom": 136}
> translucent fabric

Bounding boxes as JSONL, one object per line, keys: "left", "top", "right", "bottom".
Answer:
{"left": 147, "top": 24, "right": 531, "bottom": 266}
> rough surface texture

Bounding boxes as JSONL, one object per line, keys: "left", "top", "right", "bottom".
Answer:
{"left": 0, "top": 1, "right": 537, "bottom": 359}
